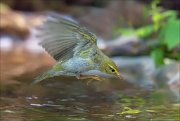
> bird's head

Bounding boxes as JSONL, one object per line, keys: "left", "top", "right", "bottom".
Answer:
{"left": 100, "top": 57, "right": 121, "bottom": 79}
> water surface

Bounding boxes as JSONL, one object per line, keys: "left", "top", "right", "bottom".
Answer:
{"left": 0, "top": 77, "right": 179, "bottom": 121}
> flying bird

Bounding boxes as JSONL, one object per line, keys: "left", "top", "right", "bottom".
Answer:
{"left": 34, "top": 13, "right": 121, "bottom": 84}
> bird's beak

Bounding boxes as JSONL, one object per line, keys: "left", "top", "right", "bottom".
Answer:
{"left": 116, "top": 72, "right": 122, "bottom": 79}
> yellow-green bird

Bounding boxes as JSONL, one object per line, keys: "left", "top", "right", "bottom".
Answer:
{"left": 34, "top": 13, "right": 120, "bottom": 84}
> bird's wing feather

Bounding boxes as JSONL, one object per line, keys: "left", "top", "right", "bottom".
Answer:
{"left": 37, "top": 13, "right": 97, "bottom": 61}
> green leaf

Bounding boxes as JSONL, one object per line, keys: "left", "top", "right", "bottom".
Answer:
{"left": 117, "top": 28, "right": 135, "bottom": 36}
{"left": 136, "top": 25, "right": 154, "bottom": 38}
{"left": 117, "top": 107, "right": 141, "bottom": 115}
{"left": 151, "top": 48, "right": 164, "bottom": 66}
{"left": 160, "top": 18, "right": 180, "bottom": 49}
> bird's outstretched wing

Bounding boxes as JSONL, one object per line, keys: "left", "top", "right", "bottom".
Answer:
{"left": 37, "top": 13, "right": 97, "bottom": 61}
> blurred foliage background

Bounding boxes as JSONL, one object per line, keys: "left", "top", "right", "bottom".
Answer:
{"left": 117, "top": 0, "right": 180, "bottom": 66}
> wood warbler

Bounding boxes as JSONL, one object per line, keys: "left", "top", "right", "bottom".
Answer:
{"left": 34, "top": 13, "right": 121, "bottom": 84}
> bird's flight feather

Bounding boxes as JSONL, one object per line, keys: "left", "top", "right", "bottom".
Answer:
{"left": 37, "top": 13, "right": 97, "bottom": 61}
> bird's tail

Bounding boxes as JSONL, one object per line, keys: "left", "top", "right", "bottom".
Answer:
{"left": 32, "top": 69, "right": 56, "bottom": 84}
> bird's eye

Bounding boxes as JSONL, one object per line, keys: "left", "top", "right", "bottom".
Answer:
{"left": 111, "top": 68, "right": 115, "bottom": 72}
{"left": 108, "top": 65, "right": 116, "bottom": 73}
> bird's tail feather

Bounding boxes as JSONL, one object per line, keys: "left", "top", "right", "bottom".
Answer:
{"left": 32, "top": 69, "right": 56, "bottom": 84}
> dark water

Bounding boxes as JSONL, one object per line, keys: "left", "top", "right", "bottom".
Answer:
{"left": 0, "top": 77, "right": 179, "bottom": 121}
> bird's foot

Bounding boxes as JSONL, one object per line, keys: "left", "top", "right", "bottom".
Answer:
{"left": 78, "top": 75, "right": 104, "bottom": 85}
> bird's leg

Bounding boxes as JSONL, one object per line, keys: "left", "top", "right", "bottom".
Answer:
{"left": 79, "top": 75, "right": 104, "bottom": 81}
{"left": 78, "top": 74, "right": 105, "bottom": 85}
{"left": 76, "top": 73, "right": 81, "bottom": 79}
